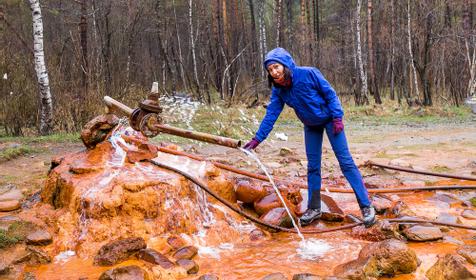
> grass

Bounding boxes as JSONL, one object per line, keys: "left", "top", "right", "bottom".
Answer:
{"left": 0, "top": 145, "right": 42, "bottom": 162}
{"left": 0, "top": 133, "right": 80, "bottom": 144}
{"left": 0, "top": 221, "right": 35, "bottom": 249}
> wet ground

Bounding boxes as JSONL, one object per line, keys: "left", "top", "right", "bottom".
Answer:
{"left": 1, "top": 120, "right": 476, "bottom": 279}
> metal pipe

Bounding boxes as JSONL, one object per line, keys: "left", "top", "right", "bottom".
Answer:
{"left": 103, "top": 96, "right": 241, "bottom": 148}
{"left": 366, "top": 160, "right": 476, "bottom": 181}
{"left": 157, "top": 146, "right": 476, "bottom": 193}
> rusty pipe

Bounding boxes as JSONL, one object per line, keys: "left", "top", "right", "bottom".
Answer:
{"left": 157, "top": 146, "right": 476, "bottom": 193}
{"left": 103, "top": 96, "right": 241, "bottom": 148}
{"left": 365, "top": 160, "right": 476, "bottom": 181}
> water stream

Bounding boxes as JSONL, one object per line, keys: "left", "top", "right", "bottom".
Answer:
{"left": 240, "top": 148, "right": 332, "bottom": 260}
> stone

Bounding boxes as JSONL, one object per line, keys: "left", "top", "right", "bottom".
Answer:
{"left": 249, "top": 229, "right": 267, "bottom": 241}
{"left": 94, "top": 237, "right": 147, "bottom": 266}
{"left": 292, "top": 273, "right": 321, "bottom": 280}
{"left": 370, "top": 194, "right": 393, "bottom": 214}
{"left": 462, "top": 209, "right": 476, "bottom": 220}
{"left": 260, "top": 207, "right": 294, "bottom": 228}
{"left": 176, "top": 258, "right": 199, "bottom": 274}
{"left": 126, "top": 143, "right": 158, "bottom": 163}
{"left": 0, "top": 261, "right": 10, "bottom": 275}
{"left": 279, "top": 147, "right": 294, "bottom": 156}
{"left": 261, "top": 272, "right": 287, "bottom": 280}
{"left": 457, "top": 245, "right": 476, "bottom": 264}
{"left": 235, "top": 179, "right": 266, "bottom": 203}
{"left": 0, "top": 215, "right": 21, "bottom": 230}
{"left": 391, "top": 201, "right": 416, "bottom": 217}
{"left": 403, "top": 225, "right": 443, "bottom": 241}
{"left": 99, "top": 265, "right": 148, "bottom": 280}
{"left": 0, "top": 200, "right": 21, "bottom": 211}
{"left": 152, "top": 265, "right": 187, "bottom": 280}
{"left": 254, "top": 193, "right": 283, "bottom": 216}
{"left": 435, "top": 213, "right": 460, "bottom": 224}
{"left": 14, "top": 246, "right": 51, "bottom": 265}
{"left": 443, "top": 236, "right": 464, "bottom": 245}
{"left": 197, "top": 274, "right": 219, "bottom": 280}
{"left": 136, "top": 248, "right": 174, "bottom": 268}
{"left": 0, "top": 184, "right": 23, "bottom": 202}
{"left": 173, "top": 246, "right": 198, "bottom": 260}
{"left": 334, "top": 239, "right": 419, "bottom": 279}
{"left": 388, "top": 159, "right": 412, "bottom": 168}
{"left": 80, "top": 114, "right": 119, "bottom": 149}
{"left": 426, "top": 254, "right": 475, "bottom": 280}
{"left": 320, "top": 212, "right": 344, "bottom": 222}
{"left": 351, "top": 220, "right": 403, "bottom": 242}
{"left": 26, "top": 229, "right": 52, "bottom": 246}
{"left": 23, "top": 272, "right": 37, "bottom": 280}
{"left": 166, "top": 235, "right": 186, "bottom": 250}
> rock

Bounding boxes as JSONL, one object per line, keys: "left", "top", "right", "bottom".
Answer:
{"left": 433, "top": 192, "right": 460, "bottom": 204}
{"left": 126, "top": 143, "right": 158, "bottom": 163}
{"left": 94, "top": 237, "right": 147, "bottom": 266}
{"left": 136, "top": 248, "right": 175, "bottom": 268}
{"left": 23, "top": 272, "right": 37, "bottom": 280}
{"left": 26, "top": 229, "right": 52, "bottom": 246}
{"left": 0, "top": 261, "right": 11, "bottom": 275}
{"left": 261, "top": 272, "right": 287, "bottom": 280}
{"left": 279, "top": 147, "right": 294, "bottom": 156}
{"left": 462, "top": 209, "right": 476, "bottom": 220}
{"left": 403, "top": 225, "right": 443, "bottom": 241}
{"left": 334, "top": 239, "right": 419, "bottom": 279}
{"left": 14, "top": 246, "right": 51, "bottom": 265}
{"left": 99, "top": 265, "right": 148, "bottom": 280}
{"left": 443, "top": 236, "right": 464, "bottom": 245}
{"left": 197, "top": 274, "right": 219, "bottom": 280}
{"left": 292, "top": 273, "right": 321, "bottom": 280}
{"left": 457, "top": 245, "right": 476, "bottom": 264}
{"left": 370, "top": 194, "right": 393, "bottom": 214}
{"left": 249, "top": 229, "right": 267, "bottom": 241}
{"left": 176, "top": 258, "right": 199, "bottom": 274}
{"left": 173, "top": 246, "right": 198, "bottom": 260}
{"left": 235, "top": 179, "right": 266, "bottom": 203}
{"left": 260, "top": 207, "right": 294, "bottom": 228}
{"left": 0, "top": 200, "right": 21, "bottom": 211}
{"left": 166, "top": 235, "right": 186, "bottom": 250}
{"left": 80, "top": 114, "right": 119, "bottom": 149}
{"left": 152, "top": 265, "right": 187, "bottom": 280}
{"left": 351, "top": 220, "right": 403, "bottom": 242}
{"left": 470, "top": 197, "right": 476, "bottom": 207}
{"left": 320, "top": 212, "right": 344, "bottom": 222}
{"left": 0, "top": 215, "right": 21, "bottom": 230}
{"left": 426, "top": 254, "right": 475, "bottom": 280}
{"left": 0, "top": 184, "right": 24, "bottom": 202}
{"left": 391, "top": 201, "right": 416, "bottom": 217}
{"left": 435, "top": 213, "right": 460, "bottom": 224}
{"left": 254, "top": 193, "right": 283, "bottom": 216}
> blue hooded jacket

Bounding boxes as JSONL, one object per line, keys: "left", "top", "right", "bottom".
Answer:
{"left": 255, "top": 48, "right": 344, "bottom": 142}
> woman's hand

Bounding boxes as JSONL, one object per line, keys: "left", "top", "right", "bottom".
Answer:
{"left": 332, "top": 118, "right": 344, "bottom": 135}
{"left": 243, "top": 138, "right": 260, "bottom": 151}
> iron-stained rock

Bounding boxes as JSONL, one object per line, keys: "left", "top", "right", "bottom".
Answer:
{"left": 457, "top": 245, "right": 476, "bottom": 264}
{"left": 196, "top": 274, "right": 219, "bottom": 280}
{"left": 0, "top": 200, "right": 21, "bottom": 212}
{"left": 80, "top": 114, "right": 119, "bottom": 149}
{"left": 235, "top": 179, "right": 266, "bottom": 203}
{"left": 403, "top": 225, "right": 443, "bottom": 241}
{"left": 370, "top": 194, "right": 393, "bottom": 214}
{"left": 292, "top": 273, "right": 321, "bottom": 280}
{"left": 461, "top": 209, "right": 476, "bottom": 220}
{"left": 260, "top": 207, "right": 294, "bottom": 228}
{"left": 167, "top": 235, "right": 186, "bottom": 250}
{"left": 173, "top": 246, "right": 198, "bottom": 260}
{"left": 94, "top": 237, "right": 147, "bottom": 266}
{"left": 176, "top": 258, "right": 199, "bottom": 274}
{"left": 136, "top": 248, "right": 174, "bottom": 268}
{"left": 26, "top": 229, "right": 52, "bottom": 246}
{"left": 426, "top": 254, "right": 475, "bottom": 280}
{"left": 261, "top": 272, "right": 287, "bottom": 280}
{"left": 351, "top": 220, "right": 403, "bottom": 241}
{"left": 99, "top": 265, "right": 148, "bottom": 280}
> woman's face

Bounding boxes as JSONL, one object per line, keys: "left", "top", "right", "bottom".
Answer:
{"left": 267, "top": 63, "right": 285, "bottom": 83}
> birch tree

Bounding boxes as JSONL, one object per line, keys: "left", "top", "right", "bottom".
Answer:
{"left": 189, "top": 0, "right": 201, "bottom": 98}
{"left": 355, "top": 0, "right": 368, "bottom": 105}
{"left": 29, "top": 0, "right": 53, "bottom": 135}
{"left": 257, "top": 0, "right": 267, "bottom": 77}
{"left": 367, "top": 0, "right": 381, "bottom": 104}
{"left": 407, "top": 0, "right": 420, "bottom": 102}
{"left": 463, "top": 0, "right": 476, "bottom": 97}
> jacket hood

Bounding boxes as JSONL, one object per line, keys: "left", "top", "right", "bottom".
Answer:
{"left": 263, "top": 48, "right": 296, "bottom": 71}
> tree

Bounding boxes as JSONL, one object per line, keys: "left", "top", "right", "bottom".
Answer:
{"left": 29, "top": 0, "right": 53, "bottom": 135}
{"left": 355, "top": 0, "right": 368, "bottom": 105}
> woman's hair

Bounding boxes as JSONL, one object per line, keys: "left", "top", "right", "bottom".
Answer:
{"left": 267, "top": 67, "right": 291, "bottom": 88}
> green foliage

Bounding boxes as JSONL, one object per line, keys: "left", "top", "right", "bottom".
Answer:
{"left": 0, "top": 221, "right": 35, "bottom": 248}
{"left": 0, "top": 133, "right": 80, "bottom": 144}
{"left": 0, "top": 145, "right": 39, "bottom": 162}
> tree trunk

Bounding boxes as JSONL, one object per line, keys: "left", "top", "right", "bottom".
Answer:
{"left": 189, "top": 0, "right": 201, "bottom": 100}
{"left": 367, "top": 0, "right": 381, "bottom": 104}
{"left": 407, "top": 0, "right": 420, "bottom": 103}
{"left": 29, "top": 0, "right": 53, "bottom": 135}
{"left": 463, "top": 0, "right": 476, "bottom": 97}
{"left": 390, "top": 0, "right": 395, "bottom": 100}
{"left": 275, "top": 0, "right": 282, "bottom": 47}
{"left": 355, "top": 0, "right": 368, "bottom": 105}
{"left": 312, "top": 0, "right": 320, "bottom": 63}
{"left": 172, "top": 0, "right": 188, "bottom": 92}
{"left": 79, "top": 0, "right": 88, "bottom": 90}
{"left": 257, "top": 0, "right": 267, "bottom": 77}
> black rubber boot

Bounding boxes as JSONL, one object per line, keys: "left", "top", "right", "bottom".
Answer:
{"left": 299, "top": 209, "right": 322, "bottom": 226}
{"left": 361, "top": 206, "right": 376, "bottom": 228}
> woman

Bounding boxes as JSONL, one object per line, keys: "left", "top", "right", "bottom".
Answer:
{"left": 243, "top": 47, "right": 376, "bottom": 227}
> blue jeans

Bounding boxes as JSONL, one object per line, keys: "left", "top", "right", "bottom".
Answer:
{"left": 304, "top": 122, "right": 371, "bottom": 210}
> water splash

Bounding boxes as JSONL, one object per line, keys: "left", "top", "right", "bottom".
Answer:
{"left": 240, "top": 148, "right": 305, "bottom": 241}
{"left": 296, "top": 238, "right": 332, "bottom": 260}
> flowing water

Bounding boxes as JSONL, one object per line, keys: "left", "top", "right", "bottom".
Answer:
{"left": 240, "top": 148, "right": 333, "bottom": 261}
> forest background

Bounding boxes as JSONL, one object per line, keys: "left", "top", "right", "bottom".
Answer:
{"left": 0, "top": 0, "right": 475, "bottom": 137}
